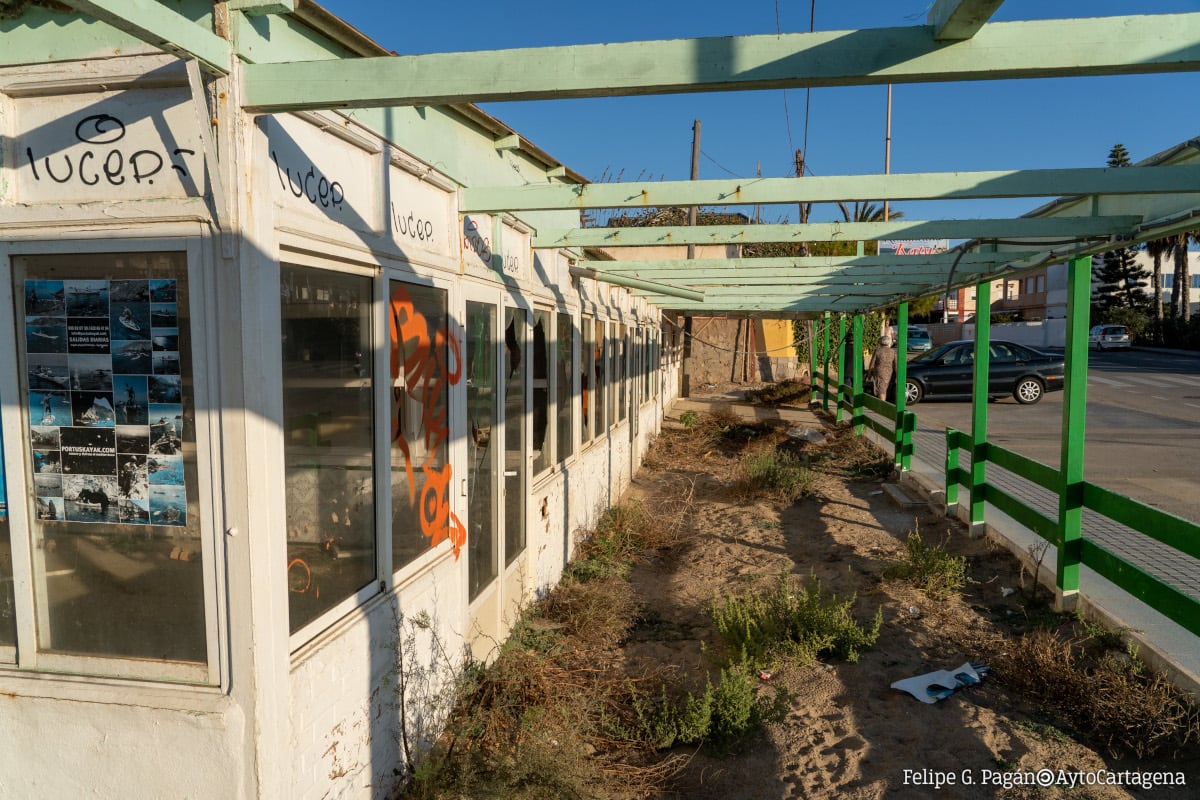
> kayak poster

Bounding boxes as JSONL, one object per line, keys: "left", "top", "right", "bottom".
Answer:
{"left": 25, "top": 279, "right": 186, "bottom": 527}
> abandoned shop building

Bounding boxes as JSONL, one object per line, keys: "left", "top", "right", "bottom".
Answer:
{"left": 0, "top": 4, "right": 689, "bottom": 798}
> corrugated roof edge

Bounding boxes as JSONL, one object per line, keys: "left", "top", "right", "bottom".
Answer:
{"left": 291, "top": 0, "right": 590, "bottom": 188}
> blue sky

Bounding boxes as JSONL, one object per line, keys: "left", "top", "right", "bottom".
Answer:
{"left": 318, "top": 1, "right": 1200, "bottom": 224}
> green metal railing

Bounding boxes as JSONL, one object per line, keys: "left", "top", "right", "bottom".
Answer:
{"left": 945, "top": 428, "right": 1200, "bottom": 637}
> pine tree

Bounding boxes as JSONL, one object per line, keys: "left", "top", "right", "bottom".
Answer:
{"left": 1092, "top": 145, "right": 1149, "bottom": 310}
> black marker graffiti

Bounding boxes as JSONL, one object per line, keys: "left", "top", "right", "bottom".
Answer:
{"left": 390, "top": 203, "right": 435, "bottom": 243}
{"left": 462, "top": 218, "right": 492, "bottom": 262}
{"left": 25, "top": 113, "right": 195, "bottom": 187}
{"left": 270, "top": 150, "right": 345, "bottom": 210}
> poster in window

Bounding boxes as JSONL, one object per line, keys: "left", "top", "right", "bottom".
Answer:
{"left": 25, "top": 278, "right": 184, "bottom": 527}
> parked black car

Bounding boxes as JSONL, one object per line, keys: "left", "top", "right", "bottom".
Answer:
{"left": 901, "top": 340, "right": 1065, "bottom": 405}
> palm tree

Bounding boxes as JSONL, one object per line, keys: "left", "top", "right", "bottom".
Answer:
{"left": 1166, "top": 231, "right": 1196, "bottom": 322}
{"left": 1145, "top": 237, "right": 1169, "bottom": 341}
{"left": 837, "top": 201, "right": 904, "bottom": 256}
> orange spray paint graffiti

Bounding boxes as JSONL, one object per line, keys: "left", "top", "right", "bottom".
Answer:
{"left": 390, "top": 284, "right": 466, "bottom": 556}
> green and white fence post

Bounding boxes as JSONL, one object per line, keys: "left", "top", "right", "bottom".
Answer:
{"left": 836, "top": 315, "right": 847, "bottom": 423}
{"left": 822, "top": 311, "right": 832, "bottom": 414}
{"left": 894, "top": 302, "right": 909, "bottom": 467}
{"left": 852, "top": 314, "right": 864, "bottom": 434}
{"left": 969, "top": 282, "right": 992, "bottom": 536}
{"left": 1056, "top": 255, "right": 1091, "bottom": 610}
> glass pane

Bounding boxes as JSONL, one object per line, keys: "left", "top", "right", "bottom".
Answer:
{"left": 504, "top": 308, "right": 526, "bottom": 566}
{"left": 390, "top": 281, "right": 462, "bottom": 572}
{"left": 642, "top": 329, "right": 650, "bottom": 399}
{"left": 617, "top": 324, "right": 627, "bottom": 422}
{"left": 16, "top": 252, "right": 205, "bottom": 664}
{"left": 581, "top": 316, "right": 594, "bottom": 443}
{"left": 531, "top": 310, "right": 550, "bottom": 476}
{"left": 0, "top": 414, "right": 13, "bottom": 646}
{"left": 556, "top": 313, "right": 574, "bottom": 463}
{"left": 281, "top": 265, "right": 375, "bottom": 634}
{"left": 467, "top": 302, "right": 498, "bottom": 600}
{"left": 594, "top": 319, "right": 607, "bottom": 432}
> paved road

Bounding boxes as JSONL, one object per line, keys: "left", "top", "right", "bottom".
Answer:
{"left": 903, "top": 348, "right": 1200, "bottom": 523}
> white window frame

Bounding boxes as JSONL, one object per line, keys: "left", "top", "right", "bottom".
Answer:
{"left": 0, "top": 233, "right": 221, "bottom": 686}
{"left": 530, "top": 304, "right": 554, "bottom": 481}
{"left": 280, "top": 250, "right": 384, "bottom": 653}
{"left": 383, "top": 267, "right": 462, "bottom": 590}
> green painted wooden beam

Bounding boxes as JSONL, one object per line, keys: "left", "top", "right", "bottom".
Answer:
{"left": 240, "top": 13, "right": 1200, "bottom": 112}
{"left": 58, "top": 0, "right": 232, "bottom": 73}
{"left": 613, "top": 272, "right": 981, "bottom": 287}
{"left": 567, "top": 265, "right": 705, "bottom": 302}
{"left": 639, "top": 285, "right": 912, "bottom": 298}
{"left": 534, "top": 216, "right": 1142, "bottom": 248}
{"left": 228, "top": 0, "right": 295, "bottom": 14}
{"left": 577, "top": 253, "right": 1035, "bottom": 272}
{"left": 929, "top": 0, "right": 1006, "bottom": 41}
{"left": 463, "top": 165, "right": 1200, "bottom": 212}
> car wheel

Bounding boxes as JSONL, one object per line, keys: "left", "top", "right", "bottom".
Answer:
{"left": 1014, "top": 377, "right": 1044, "bottom": 404}
{"left": 905, "top": 380, "right": 923, "bottom": 405}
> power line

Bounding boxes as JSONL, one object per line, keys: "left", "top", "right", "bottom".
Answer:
{"left": 700, "top": 149, "right": 744, "bottom": 178}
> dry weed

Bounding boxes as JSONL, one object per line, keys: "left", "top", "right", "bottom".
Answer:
{"left": 998, "top": 627, "right": 1200, "bottom": 758}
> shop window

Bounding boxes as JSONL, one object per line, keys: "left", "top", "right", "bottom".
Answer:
{"left": 641, "top": 328, "right": 650, "bottom": 402}
{"left": 594, "top": 319, "right": 607, "bottom": 432}
{"left": 651, "top": 330, "right": 660, "bottom": 399}
{"left": 281, "top": 264, "right": 375, "bottom": 635}
{"left": 556, "top": 312, "right": 574, "bottom": 463}
{"left": 503, "top": 308, "right": 526, "bottom": 566}
{"left": 389, "top": 281, "right": 461, "bottom": 572}
{"left": 617, "top": 324, "right": 628, "bottom": 422}
{"left": 581, "top": 315, "right": 594, "bottom": 443}
{"left": 531, "top": 309, "right": 550, "bottom": 476}
{"left": 14, "top": 252, "right": 206, "bottom": 665}
{"left": 1, "top": 425, "right": 15, "bottom": 651}
{"left": 467, "top": 301, "right": 498, "bottom": 600}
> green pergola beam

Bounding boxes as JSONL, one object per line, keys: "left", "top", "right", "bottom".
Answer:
{"left": 612, "top": 272, "right": 982, "bottom": 287}
{"left": 57, "top": 0, "right": 232, "bottom": 73}
{"left": 227, "top": 0, "right": 295, "bottom": 14}
{"left": 929, "top": 0, "right": 1006, "bottom": 41}
{"left": 240, "top": 13, "right": 1200, "bottom": 112}
{"left": 567, "top": 266, "right": 705, "bottom": 302}
{"left": 638, "top": 286, "right": 914, "bottom": 299}
{"left": 577, "top": 253, "right": 1037, "bottom": 272}
{"left": 462, "top": 165, "right": 1200, "bottom": 213}
{"left": 534, "top": 216, "right": 1142, "bottom": 248}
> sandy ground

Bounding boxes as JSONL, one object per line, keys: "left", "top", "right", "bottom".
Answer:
{"left": 616, "top": 404, "right": 1200, "bottom": 800}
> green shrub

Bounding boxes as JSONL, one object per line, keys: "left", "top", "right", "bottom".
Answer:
{"left": 679, "top": 410, "right": 700, "bottom": 428}
{"left": 736, "top": 448, "right": 817, "bottom": 503}
{"left": 712, "top": 571, "right": 882, "bottom": 668}
{"left": 889, "top": 530, "right": 970, "bottom": 599}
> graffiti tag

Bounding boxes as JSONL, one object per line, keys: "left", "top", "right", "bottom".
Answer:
{"left": 390, "top": 284, "right": 465, "bottom": 557}
{"left": 24, "top": 113, "right": 195, "bottom": 187}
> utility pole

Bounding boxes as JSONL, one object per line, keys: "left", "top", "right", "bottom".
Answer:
{"left": 686, "top": 119, "right": 701, "bottom": 260}
{"left": 682, "top": 119, "right": 700, "bottom": 397}
{"left": 884, "top": 84, "right": 892, "bottom": 223}
{"left": 795, "top": 149, "right": 809, "bottom": 257}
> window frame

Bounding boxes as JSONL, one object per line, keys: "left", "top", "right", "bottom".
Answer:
{"left": 554, "top": 308, "right": 576, "bottom": 466}
{"left": 531, "top": 305, "right": 553, "bottom": 480}
{"left": 384, "top": 269, "right": 463, "bottom": 586}
{"left": 0, "top": 235, "right": 221, "bottom": 685}
{"left": 281, "top": 255, "right": 384, "bottom": 651}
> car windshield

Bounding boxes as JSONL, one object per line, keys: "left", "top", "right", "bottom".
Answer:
{"left": 909, "top": 330, "right": 930, "bottom": 340}
{"left": 910, "top": 343, "right": 958, "bottom": 363}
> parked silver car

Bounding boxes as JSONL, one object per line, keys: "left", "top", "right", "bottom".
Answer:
{"left": 1088, "top": 325, "right": 1131, "bottom": 351}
